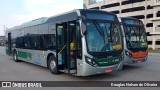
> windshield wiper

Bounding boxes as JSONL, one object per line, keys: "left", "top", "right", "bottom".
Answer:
{"left": 129, "top": 26, "right": 140, "bottom": 47}
{"left": 92, "top": 20, "right": 105, "bottom": 43}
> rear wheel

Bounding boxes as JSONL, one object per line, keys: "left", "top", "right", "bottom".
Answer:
{"left": 48, "top": 55, "right": 58, "bottom": 74}
{"left": 13, "top": 50, "right": 19, "bottom": 62}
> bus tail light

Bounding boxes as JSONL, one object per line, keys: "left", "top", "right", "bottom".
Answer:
{"left": 105, "top": 68, "right": 113, "bottom": 73}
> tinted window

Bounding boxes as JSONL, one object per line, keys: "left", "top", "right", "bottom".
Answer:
{"left": 43, "top": 34, "right": 56, "bottom": 50}
{"left": 69, "top": 21, "right": 82, "bottom": 59}
{"left": 37, "top": 34, "right": 56, "bottom": 50}
{"left": 24, "top": 36, "right": 31, "bottom": 49}
{"left": 86, "top": 13, "right": 115, "bottom": 21}
{"left": 122, "top": 18, "right": 143, "bottom": 26}
{"left": 30, "top": 35, "right": 39, "bottom": 49}
{"left": 16, "top": 37, "right": 24, "bottom": 48}
{"left": 15, "top": 34, "right": 56, "bottom": 50}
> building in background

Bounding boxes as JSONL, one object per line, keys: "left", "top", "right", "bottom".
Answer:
{"left": 83, "top": 0, "right": 160, "bottom": 50}
{"left": 0, "top": 36, "right": 5, "bottom": 46}
{"left": 83, "top": 0, "right": 96, "bottom": 8}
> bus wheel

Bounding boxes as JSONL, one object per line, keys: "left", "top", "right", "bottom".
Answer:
{"left": 13, "top": 50, "right": 19, "bottom": 62}
{"left": 48, "top": 56, "right": 58, "bottom": 74}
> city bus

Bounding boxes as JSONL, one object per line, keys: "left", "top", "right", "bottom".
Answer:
{"left": 119, "top": 17, "right": 148, "bottom": 65}
{"left": 5, "top": 9, "right": 124, "bottom": 76}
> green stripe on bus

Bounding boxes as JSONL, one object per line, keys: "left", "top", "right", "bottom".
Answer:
{"left": 92, "top": 56, "right": 120, "bottom": 66}
{"left": 17, "top": 51, "right": 32, "bottom": 60}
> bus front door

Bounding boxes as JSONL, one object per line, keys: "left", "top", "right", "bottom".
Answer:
{"left": 56, "top": 22, "right": 78, "bottom": 74}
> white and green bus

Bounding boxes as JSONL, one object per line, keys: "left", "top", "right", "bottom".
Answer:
{"left": 5, "top": 9, "right": 124, "bottom": 76}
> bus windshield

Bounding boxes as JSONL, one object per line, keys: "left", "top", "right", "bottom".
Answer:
{"left": 124, "top": 25, "right": 147, "bottom": 48}
{"left": 86, "top": 20, "right": 122, "bottom": 52}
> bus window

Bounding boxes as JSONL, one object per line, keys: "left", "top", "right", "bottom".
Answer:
{"left": 24, "top": 36, "right": 31, "bottom": 49}
{"left": 30, "top": 35, "right": 38, "bottom": 49}
{"left": 39, "top": 35, "right": 45, "bottom": 50}
{"left": 44, "top": 34, "right": 56, "bottom": 50}
{"left": 69, "top": 21, "right": 77, "bottom": 50}
{"left": 76, "top": 22, "right": 82, "bottom": 59}
{"left": 16, "top": 37, "right": 24, "bottom": 48}
{"left": 69, "top": 21, "right": 82, "bottom": 59}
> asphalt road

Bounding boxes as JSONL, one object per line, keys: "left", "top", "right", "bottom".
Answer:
{"left": 0, "top": 46, "right": 160, "bottom": 90}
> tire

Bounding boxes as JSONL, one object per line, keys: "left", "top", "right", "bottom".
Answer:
{"left": 13, "top": 50, "right": 19, "bottom": 62}
{"left": 48, "top": 55, "right": 58, "bottom": 74}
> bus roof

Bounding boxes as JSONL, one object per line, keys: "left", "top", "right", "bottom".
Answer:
{"left": 7, "top": 9, "right": 116, "bottom": 32}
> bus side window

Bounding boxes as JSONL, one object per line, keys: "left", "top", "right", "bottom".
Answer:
{"left": 45, "top": 34, "right": 56, "bottom": 50}
{"left": 30, "top": 35, "right": 38, "bottom": 49}
{"left": 24, "top": 36, "right": 31, "bottom": 49}
{"left": 16, "top": 37, "right": 24, "bottom": 48}
{"left": 15, "top": 38, "right": 19, "bottom": 48}
{"left": 39, "top": 35, "right": 45, "bottom": 50}
{"left": 35, "top": 35, "right": 39, "bottom": 49}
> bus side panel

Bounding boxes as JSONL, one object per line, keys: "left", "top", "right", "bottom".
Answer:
{"left": 15, "top": 48, "right": 45, "bottom": 67}
{"left": 40, "top": 51, "right": 57, "bottom": 67}
{"left": 15, "top": 48, "right": 32, "bottom": 62}
{"left": 14, "top": 48, "right": 57, "bottom": 68}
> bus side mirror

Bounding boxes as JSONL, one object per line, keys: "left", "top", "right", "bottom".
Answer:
{"left": 81, "top": 21, "right": 87, "bottom": 35}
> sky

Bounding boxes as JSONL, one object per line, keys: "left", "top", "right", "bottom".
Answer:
{"left": 0, "top": 0, "right": 83, "bottom": 36}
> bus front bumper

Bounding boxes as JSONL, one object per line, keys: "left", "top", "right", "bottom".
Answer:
{"left": 78, "top": 61, "right": 124, "bottom": 76}
{"left": 123, "top": 55, "right": 148, "bottom": 65}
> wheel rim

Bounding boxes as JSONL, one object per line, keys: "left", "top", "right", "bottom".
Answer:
{"left": 50, "top": 60, "right": 56, "bottom": 71}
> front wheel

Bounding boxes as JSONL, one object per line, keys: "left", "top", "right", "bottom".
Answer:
{"left": 13, "top": 50, "right": 19, "bottom": 62}
{"left": 48, "top": 56, "right": 58, "bottom": 74}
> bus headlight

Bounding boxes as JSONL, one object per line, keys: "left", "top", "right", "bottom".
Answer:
{"left": 85, "top": 56, "right": 97, "bottom": 67}
{"left": 125, "top": 50, "right": 132, "bottom": 58}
